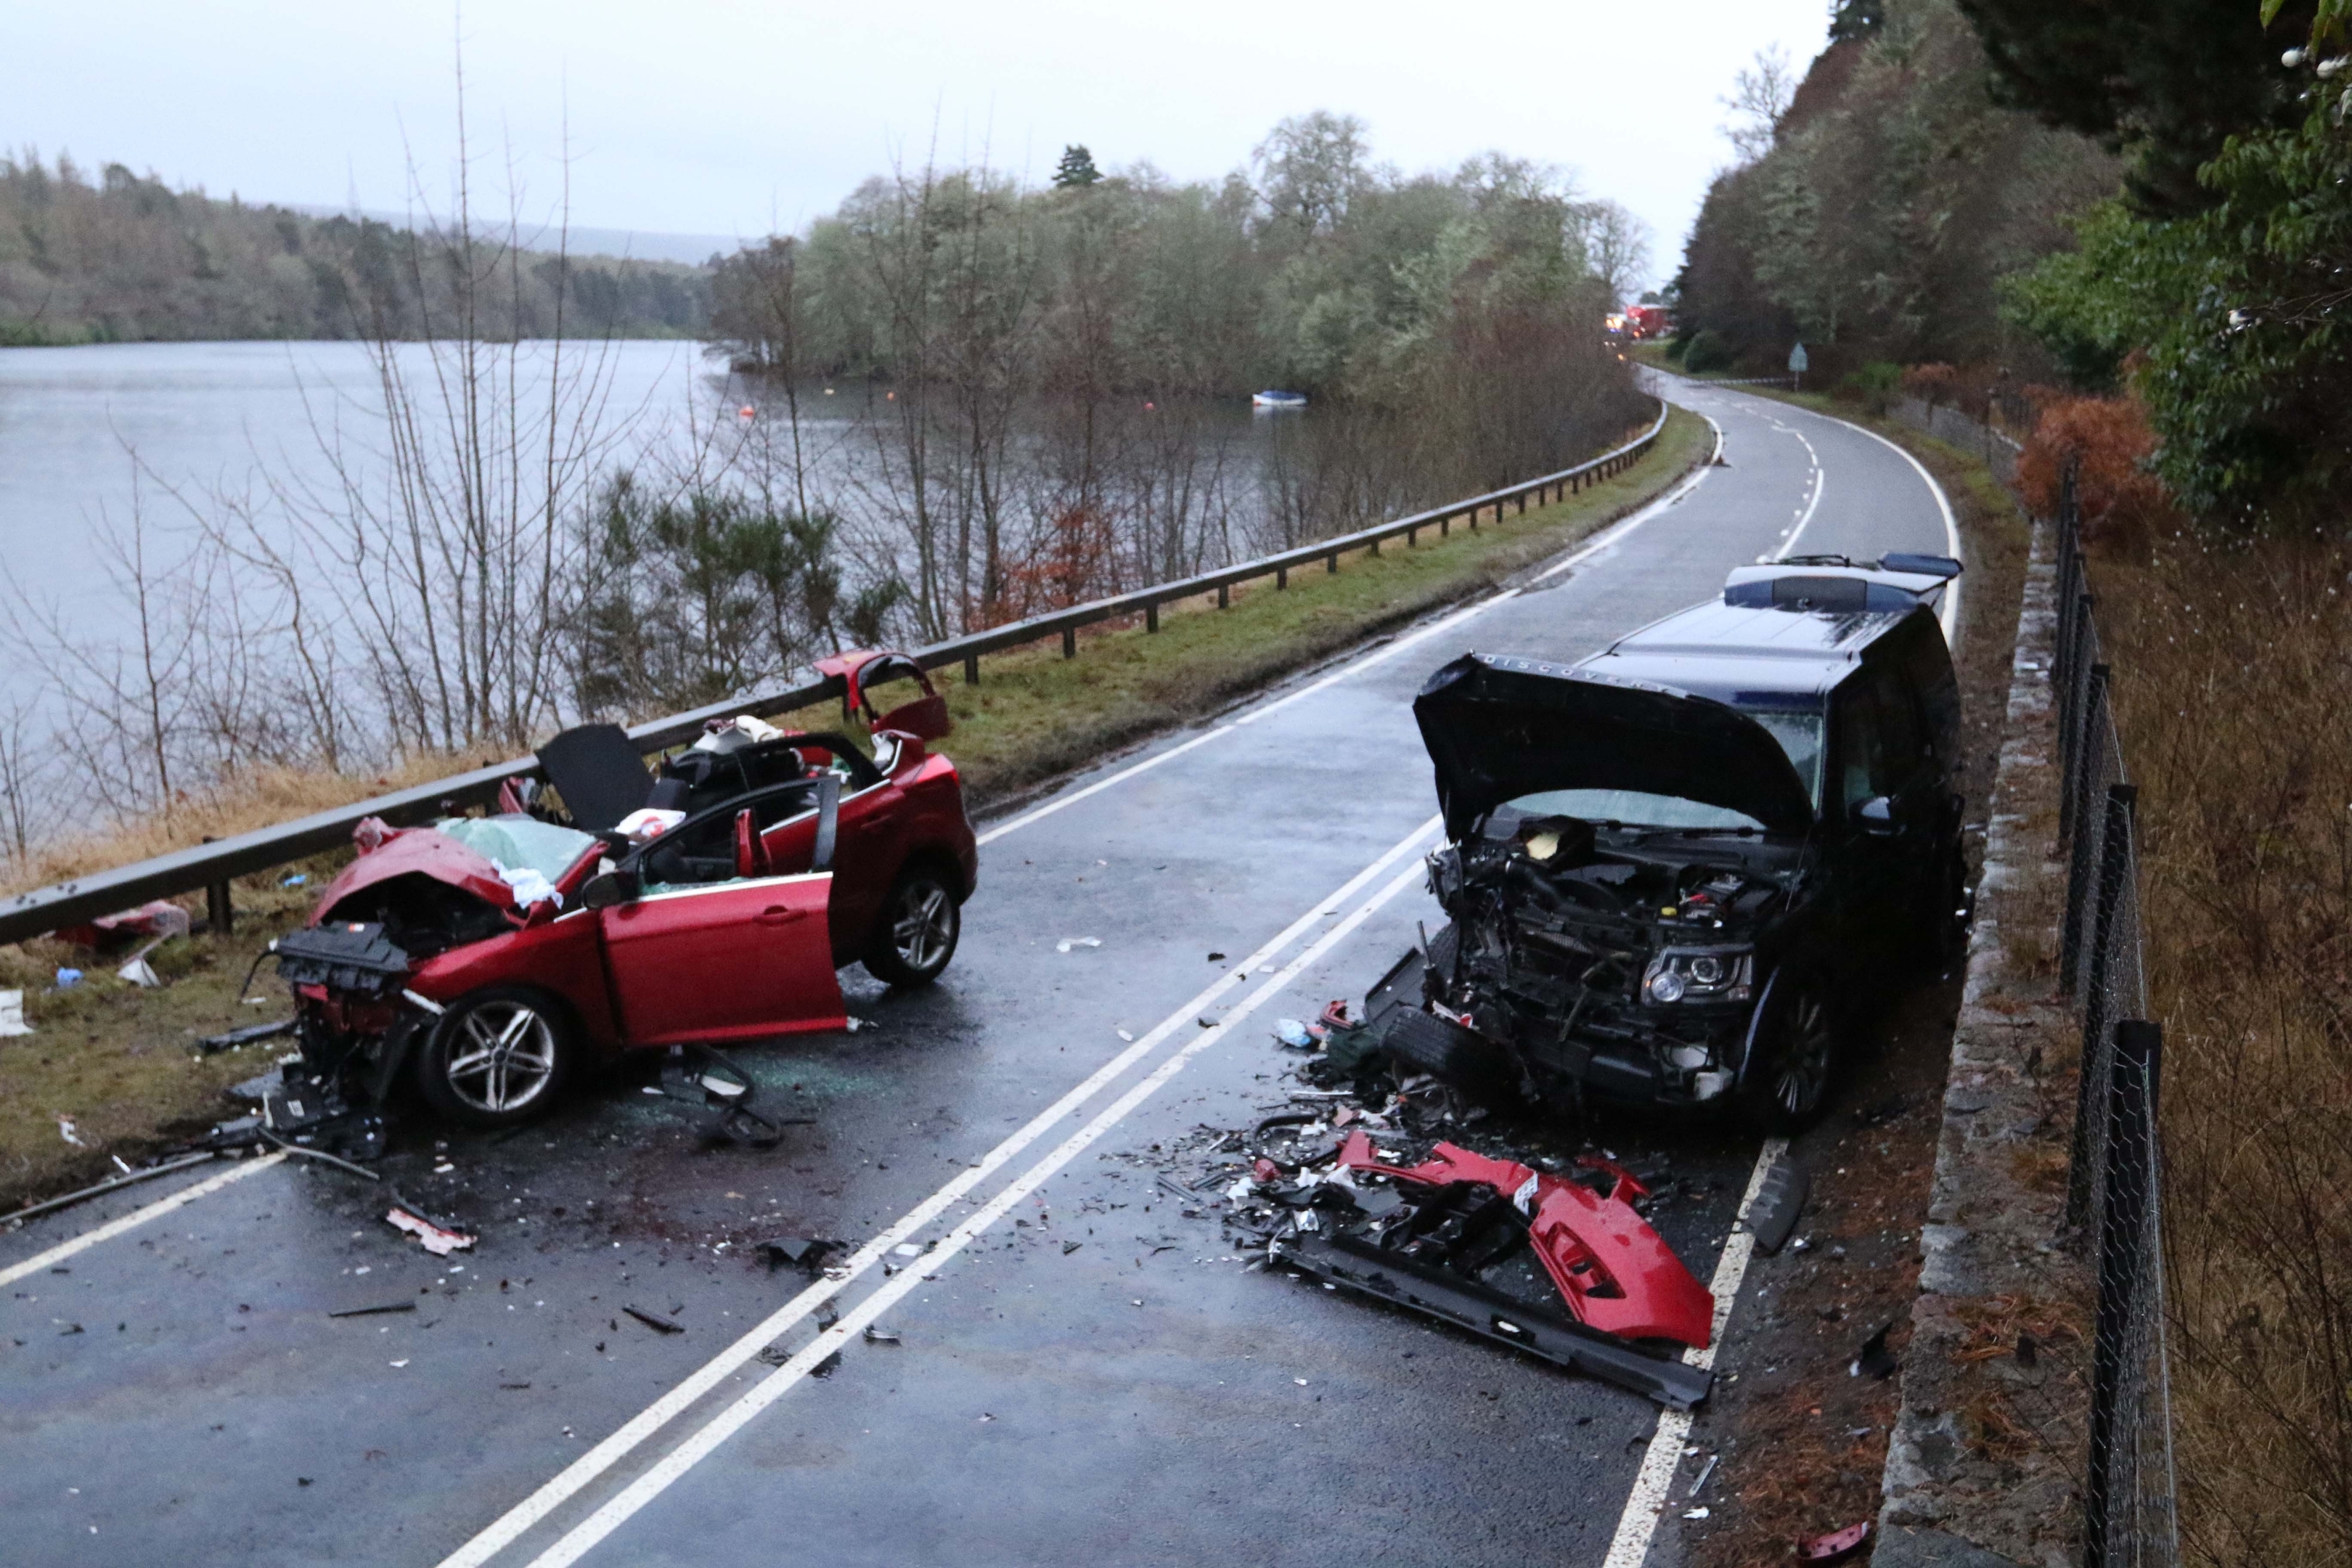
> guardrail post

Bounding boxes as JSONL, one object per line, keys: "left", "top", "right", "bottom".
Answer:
{"left": 1061, "top": 626, "right": 1077, "bottom": 658}
{"left": 1146, "top": 603, "right": 1159, "bottom": 633}
{"left": 1276, "top": 566, "right": 1288, "bottom": 590}
{"left": 1516, "top": 492, "right": 1527, "bottom": 515}
{"left": 2067, "top": 782, "right": 2139, "bottom": 1230}
{"left": 2084, "top": 1017, "right": 2163, "bottom": 1568}
{"left": 201, "top": 836, "right": 232, "bottom": 936}
{"left": 1217, "top": 584, "right": 1230, "bottom": 609}
{"left": 963, "top": 653, "right": 981, "bottom": 685}
{"left": 1326, "top": 550, "right": 1339, "bottom": 573}
{"left": 1368, "top": 536, "right": 1380, "bottom": 557}
{"left": 1439, "top": 515, "right": 1450, "bottom": 538}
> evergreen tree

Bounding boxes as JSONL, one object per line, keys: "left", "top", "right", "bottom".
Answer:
{"left": 1052, "top": 145, "right": 1103, "bottom": 189}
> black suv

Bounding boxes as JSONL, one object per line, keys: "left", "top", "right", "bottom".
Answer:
{"left": 1397, "top": 554, "right": 1967, "bottom": 1132}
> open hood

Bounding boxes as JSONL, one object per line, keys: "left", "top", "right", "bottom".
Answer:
{"left": 1413, "top": 653, "right": 1816, "bottom": 839}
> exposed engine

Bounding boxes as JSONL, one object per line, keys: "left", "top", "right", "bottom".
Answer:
{"left": 1422, "top": 814, "right": 1789, "bottom": 1103}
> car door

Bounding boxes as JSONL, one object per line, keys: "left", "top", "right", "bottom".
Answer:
{"left": 756, "top": 769, "right": 899, "bottom": 963}
{"left": 598, "top": 792, "right": 845, "bottom": 1045}
{"left": 1823, "top": 666, "right": 1919, "bottom": 977}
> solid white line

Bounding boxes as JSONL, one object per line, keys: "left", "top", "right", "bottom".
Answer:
{"left": 974, "top": 412, "right": 1722, "bottom": 846}
{"left": 436, "top": 814, "right": 1442, "bottom": 1568}
{"left": 1601, "top": 1135, "right": 1789, "bottom": 1568}
{"left": 0, "top": 1153, "right": 287, "bottom": 1289}
{"left": 520, "top": 856, "right": 1435, "bottom": 1568}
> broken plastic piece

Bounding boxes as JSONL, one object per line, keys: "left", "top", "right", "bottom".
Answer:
{"left": 756, "top": 1236, "right": 839, "bottom": 1273}
{"left": 1055, "top": 937, "right": 1102, "bottom": 954}
{"left": 1797, "top": 1521, "right": 1872, "bottom": 1561}
{"left": 329, "top": 1301, "right": 418, "bottom": 1319}
{"left": 386, "top": 1206, "right": 475, "bottom": 1257}
{"left": 1272, "top": 1018, "right": 1320, "bottom": 1050}
{"left": 1747, "top": 1159, "right": 1810, "bottom": 1256}
{"left": 117, "top": 955, "right": 163, "bottom": 989}
{"left": 623, "top": 1304, "right": 684, "bottom": 1334}
{"left": 197, "top": 1018, "right": 295, "bottom": 1055}
{"left": 57, "top": 1117, "right": 84, "bottom": 1147}
{"left": 862, "top": 1325, "right": 902, "bottom": 1345}
{"left": 1335, "top": 1130, "right": 1714, "bottom": 1348}
{"left": 0, "top": 989, "right": 30, "bottom": 1037}
{"left": 54, "top": 968, "right": 81, "bottom": 989}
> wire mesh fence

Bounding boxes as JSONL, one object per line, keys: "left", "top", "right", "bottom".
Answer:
{"left": 2050, "top": 471, "right": 2181, "bottom": 1568}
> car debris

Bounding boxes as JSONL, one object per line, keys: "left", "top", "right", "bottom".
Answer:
{"left": 650, "top": 1042, "right": 809, "bottom": 1148}
{"left": 196, "top": 1018, "right": 296, "bottom": 1055}
{"left": 328, "top": 1302, "right": 418, "bottom": 1319}
{"left": 0, "top": 989, "right": 28, "bottom": 1037}
{"left": 385, "top": 1206, "right": 475, "bottom": 1257}
{"left": 1852, "top": 1321, "right": 1899, "bottom": 1379}
{"left": 1746, "top": 1159, "right": 1810, "bottom": 1255}
{"left": 1689, "top": 1452, "right": 1719, "bottom": 1498}
{"left": 52, "top": 899, "right": 192, "bottom": 952}
{"left": 1391, "top": 557, "right": 1966, "bottom": 1132}
{"left": 862, "top": 1325, "right": 902, "bottom": 1345}
{"left": 623, "top": 1305, "right": 684, "bottom": 1334}
{"left": 53, "top": 968, "right": 81, "bottom": 989}
{"left": 756, "top": 1236, "right": 841, "bottom": 1273}
{"left": 1055, "top": 937, "right": 1101, "bottom": 953}
{"left": 1797, "top": 1520, "right": 1873, "bottom": 1561}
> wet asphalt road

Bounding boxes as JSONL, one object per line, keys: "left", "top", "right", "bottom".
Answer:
{"left": 1, "top": 380, "right": 1959, "bottom": 1567}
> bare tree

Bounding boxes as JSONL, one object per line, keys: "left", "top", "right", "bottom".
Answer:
{"left": 1721, "top": 46, "right": 1798, "bottom": 165}
{"left": 1572, "top": 200, "right": 1654, "bottom": 309}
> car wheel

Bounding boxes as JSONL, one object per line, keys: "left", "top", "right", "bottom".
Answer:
{"left": 1736, "top": 980, "right": 1839, "bottom": 1133}
{"left": 1381, "top": 1008, "right": 1518, "bottom": 1104}
{"left": 413, "top": 987, "right": 578, "bottom": 1128}
{"left": 862, "top": 865, "right": 960, "bottom": 987}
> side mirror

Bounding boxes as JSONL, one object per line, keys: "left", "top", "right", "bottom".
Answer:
{"left": 1854, "top": 796, "right": 1896, "bottom": 836}
{"left": 581, "top": 868, "right": 641, "bottom": 910}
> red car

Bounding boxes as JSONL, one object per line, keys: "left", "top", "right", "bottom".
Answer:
{"left": 269, "top": 653, "right": 976, "bottom": 1132}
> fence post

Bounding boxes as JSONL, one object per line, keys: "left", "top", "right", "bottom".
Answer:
{"left": 2067, "top": 782, "right": 2139, "bottom": 1230}
{"left": 2059, "top": 665, "right": 2112, "bottom": 986}
{"left": 1062, "top": 626, "right": 1077, "bottom": 659}
{"left": 2084, "top": 1018, "right": 2163, "bottom": 1568}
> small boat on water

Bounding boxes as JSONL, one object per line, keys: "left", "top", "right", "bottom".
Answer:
{"left": 1251, "top": 389, "right": 1308, "bottom": 410}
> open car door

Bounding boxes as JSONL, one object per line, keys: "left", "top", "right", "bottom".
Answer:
{"left": 815, "top": 650, "right": 951, "bottom": 741}
{"left": 592, "top": 778, "right": 846, "bottom": 1045}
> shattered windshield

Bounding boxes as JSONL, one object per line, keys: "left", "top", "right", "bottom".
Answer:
{"left": 435, "top": 814, "right": 600, "bottom": 905}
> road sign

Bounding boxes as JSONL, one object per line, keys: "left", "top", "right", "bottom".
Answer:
{"left": 1788, "top": 343, "right": 1809, "bottom": 374}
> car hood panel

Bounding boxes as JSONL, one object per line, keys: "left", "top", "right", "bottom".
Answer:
{"left": 314, "top": 825, "right": 516, "bottom": 923}
{"left": 1413, "top": 653, "right": 1816, "bottom": 838}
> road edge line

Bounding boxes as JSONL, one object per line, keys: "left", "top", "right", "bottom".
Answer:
{"left": 0, "top": 1152, "right": 288, "bottom": 1289}
{"left": 1601, "top": 1134, "right": 1790, "bottom": 1568}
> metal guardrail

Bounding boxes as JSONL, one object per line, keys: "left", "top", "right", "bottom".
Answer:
{"left": 0, "top": 400, "right": 1672, "bottom": 947}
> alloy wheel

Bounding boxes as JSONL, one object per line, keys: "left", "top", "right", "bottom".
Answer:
{"left": 444, "top": 1000, "right": 560, "bottom": 1115}
{"left": 1772, "top": 990, "right": 1836, "bottom": 1116}
{"left": 891, "top": 881, "right": 954, "bottom": 972}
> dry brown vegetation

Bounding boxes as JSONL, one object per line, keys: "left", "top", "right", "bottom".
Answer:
{"left": 2095, "top": 531, "right": 2352, "bottom": 1566}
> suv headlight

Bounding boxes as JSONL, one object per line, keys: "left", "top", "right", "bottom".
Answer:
{"left": 1642, "top": 946, "right": 1753, "bottom": 1005}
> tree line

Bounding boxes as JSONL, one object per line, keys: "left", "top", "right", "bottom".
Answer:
{"left": 0, "top": 150, "right": 709, "bottom": 343}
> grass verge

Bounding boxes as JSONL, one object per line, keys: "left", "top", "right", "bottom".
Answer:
{"left": 0, "top": 407, "right": 1710, "bottom": 1213}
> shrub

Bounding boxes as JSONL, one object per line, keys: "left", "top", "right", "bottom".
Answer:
{"left": 1841, "top": 360, "right": 1901, "bottom": 413}
{"left": 2015, "top": 391, "right": 2175, "bottom": 552}
{"left": 1681, "top": 329, "right": 1735, "bottom": 374}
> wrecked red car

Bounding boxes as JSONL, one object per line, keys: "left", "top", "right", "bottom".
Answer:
{"left": 266, "top": 653, "right": 976, "bottom": 1135}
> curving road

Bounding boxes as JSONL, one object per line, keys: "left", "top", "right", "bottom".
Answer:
{"left": 0, "top": 379, "right": 1961, "bottom": 1568}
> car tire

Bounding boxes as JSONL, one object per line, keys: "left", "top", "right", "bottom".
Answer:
{"left": 1381, "top": 1008, "right": 1517, "bottom": 1103}
{"left": 862, "top": 864, "right": 960, "bottom": 988}
{"left": 1735, "top": 978, "right": 1840, "bottom": 1134}
{"left": 412, "top": 986, "right": 579, "bottom": 1129}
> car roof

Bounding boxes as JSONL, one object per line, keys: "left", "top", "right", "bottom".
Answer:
{"left": 1582, "top": 599, "right": 1922, "bottom": 704}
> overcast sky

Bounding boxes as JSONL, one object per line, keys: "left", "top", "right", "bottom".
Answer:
{"left": 7, "top": 0, "right": 1830, "bottom": 288}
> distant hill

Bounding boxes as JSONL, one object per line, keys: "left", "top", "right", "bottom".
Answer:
{"left": 0, "top": 154, "right": 719, "bottom": 345}
{"left": 286, "top": 206, "right": 742, "bottom": 268}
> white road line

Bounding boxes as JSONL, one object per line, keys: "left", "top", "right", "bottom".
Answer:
{"left": 1601, "top": 1135, "right": 1790, "bottom": 1568}
{"left": 1760, "top": 399, "right": 1966, "bottom": 642}
{"left": 0, "top": 1153, "right": 287, "bottom": 1289}
{"left": 975, "top": 414, "right": 1723, "bottom": 847}
{"left": 519, "top": 856, "right": 1435, "bottom": 1568}
{"left": 436, "top": 815, "right": 1442, "bottom": 1568}
{"left": 1770, "top": 428, "right": 1826, "bottom": 562}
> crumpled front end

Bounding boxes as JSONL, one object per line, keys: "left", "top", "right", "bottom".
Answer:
{"left": 1422, "top": 816, "right": 1789, "bottom": 1106}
